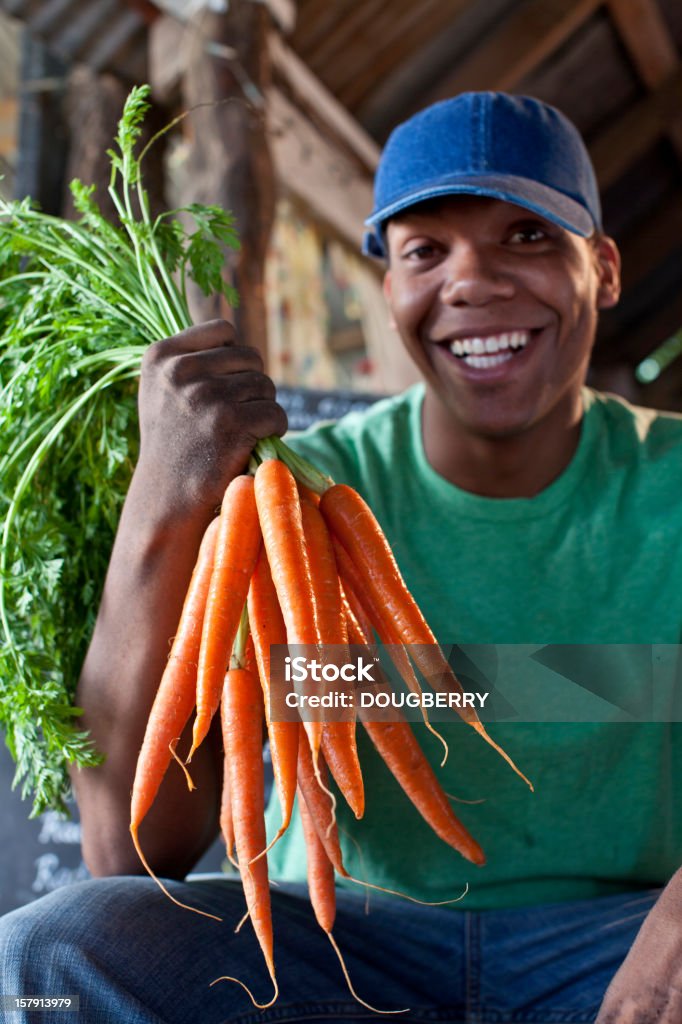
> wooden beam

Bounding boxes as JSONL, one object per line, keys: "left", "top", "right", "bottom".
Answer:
{"left": 267, "top": 86, "right": 374, "bottom": 250}
{"left": 147, "top": 16, "right": 378, "bottom": 251}
{"left": 606, "top": 0, "right": 678, "bottom": 87}
{"left": 305, "top": 0, "right": 387, "bottom": 75}
{"left": 590, "top": 67, "right": 682, "bottom": 188}
{"left": 181, "top": 3, "right": 275, "bottom": 362}
{"left": 336, "top": 0, "right": 469, "bottom": 111}
{"left": 268, "top": 32, "right": 379, "bottom": 170}
{"left": 425, "top": 0, "right": 603, "bottom": 101}
{"left": 606, "top": 0, "right": 682, "bottom": 162}
{"left": 148, "top": 23, "right": 380, "bottom": 170}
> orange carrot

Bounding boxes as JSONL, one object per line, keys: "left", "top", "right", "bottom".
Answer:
{"left": 253, "top": 458, "right": 323, "bottom": 767}
{"left": 247, "top": 546, "right": 299, "bottom": 852}
{"left": 296, "top": 480, "right": 321, "bottom": 507}
{"left": 300, "top": 498, "right": 364, "bottom": 820}
{"left": 219, "top": 715, "right": 236, "bottom": 869}
{"left": 189, "top": 475, "right": 261, "bottom": 760}
{"left": 322, "top": 484, "right": 532, "bottom": 790}
{"left": 362, "top": 715, "right": 485, "bottom": 866}
{"left": 129, "top": 516, "right": 221, "bottom": 918}
{"left": 130, "top": 516, "right": 218, "bottom": 828}
{"left": 343, "top": 607, "right": 484, "bottom": 865}
{"left": 299, "top": 793, "right": 336, "bottom": 933}
{"left": 296, "top": 724, "right": 349, "bottom": 878}
{"left": 297, "top": 726, "right": 463, "bottom": 909}
{"left": 216, "top": 635, "right": 277, "bottom": 999}
{"left": 298, "top": 795, "right": 408, "bottom": 1015}
{"left": 339, "top": 575, "right": 375, "bottom": 648}
{"left": 334, "top": 535, "right": 449, "bottom": 761}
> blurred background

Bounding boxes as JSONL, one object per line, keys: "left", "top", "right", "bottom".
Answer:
{"left": 1, "top": 0, "right": 681, "bottom": 912}
{"left": 1, "top": 0, "right": 681, "bottom": 406}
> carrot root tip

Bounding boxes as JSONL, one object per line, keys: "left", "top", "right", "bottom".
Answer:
{"left": 234, "top": 909, "right": 250, "bottom": 934}
{"left": 247, "top": 823, "right": 287, "bottom": 866}
{"left": 326, "top": 931, "right": 409, "bottom": 1015}
{"left": 210, "top": 973, "right": 278, "bottom": 1010}
{"left": 129, "top": 825, "right": 222, "bottom": 923}
{"left": 471, "top": 722, "right": 534, "bottom": 791}
{"left": 169, "top": 739, "right": 195, "bottom": 791}
{"left": 348, "top": 873, "right": 470, "bottom": 907}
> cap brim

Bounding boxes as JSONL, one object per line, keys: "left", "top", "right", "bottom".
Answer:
{"left": 363, "top": 173, "right": 595, "bottom": 258}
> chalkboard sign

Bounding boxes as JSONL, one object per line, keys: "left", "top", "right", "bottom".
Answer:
{"left": 0, "top": 387, "right": 386, "bottom": 915}
{"left": 276, "top": 385, "right": 387, "bottom": 432}
{"left": 0, "top": 743, "right": 229, "bottom": 916}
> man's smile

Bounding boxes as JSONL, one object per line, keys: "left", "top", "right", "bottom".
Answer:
{"left": 431, "top": 328, "right": 543, "bottom": 374}
{"left": 446, "top": 329, "right": 530, "bottom": 369}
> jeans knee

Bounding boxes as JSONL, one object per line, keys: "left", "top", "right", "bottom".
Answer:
{"left": 0, "top": 877, "right": 159, "bottom": 986}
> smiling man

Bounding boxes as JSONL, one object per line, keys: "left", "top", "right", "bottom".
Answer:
{"left": 2, "top": 92, "right": 682, "bottom": 1024}
{"left": 366, "top": 92, "right": 621, "bottom": 497}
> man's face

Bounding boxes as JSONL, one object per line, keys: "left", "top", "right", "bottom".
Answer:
{"left": 383, "top": 196, "right": 620, "bottom": 442}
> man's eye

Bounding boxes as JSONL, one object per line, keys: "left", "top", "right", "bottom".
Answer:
{"left": 508, "top": 225, "right": 547, "bottom": 244}
{"left": 403, "top": 243, "right": 437, "bottom": 260}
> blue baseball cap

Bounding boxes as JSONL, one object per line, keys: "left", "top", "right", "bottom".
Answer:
{"left": 363, "top": 91, "right": 602, "bottom": 258}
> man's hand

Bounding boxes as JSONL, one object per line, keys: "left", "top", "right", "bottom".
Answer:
{"left": 597, "top": 872, "right": 682, "bottom": 1023}
{"left": 136, "top": 319, "right": 288, "bottom": 523}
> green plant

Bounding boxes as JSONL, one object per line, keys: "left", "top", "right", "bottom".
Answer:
{"left": 0, "top": 84, "right": 239, "bottom": 815}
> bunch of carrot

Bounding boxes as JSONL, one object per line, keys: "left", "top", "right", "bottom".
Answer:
{"left": 129, "top": 436, "right": 530, "bottom": 1009}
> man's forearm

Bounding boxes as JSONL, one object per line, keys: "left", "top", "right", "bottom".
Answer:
{"left": 71, "top": 471, "right": 222, "bottom": 879}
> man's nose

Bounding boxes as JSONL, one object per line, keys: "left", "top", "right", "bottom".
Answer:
{"left": 440, "top": 243, "right": 515, "bottom": 306}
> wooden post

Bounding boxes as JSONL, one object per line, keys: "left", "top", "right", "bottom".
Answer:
{"left": 63, "top": 67, "right": 168, "bottom": 228}
{"left": 181, "top": 2, "right": 275, "bottom": 364}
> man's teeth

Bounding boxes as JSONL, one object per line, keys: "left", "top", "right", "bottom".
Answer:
{"left": 449, "top": 330, "right": 530, "bottom": 363}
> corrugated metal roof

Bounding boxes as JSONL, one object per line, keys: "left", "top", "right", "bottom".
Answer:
{"left": 0, "top": 0, "right": 148, "bottom": 79}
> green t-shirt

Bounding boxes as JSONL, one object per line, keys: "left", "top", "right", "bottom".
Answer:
{"left": 266, "top": 384, "right": 682, "bottom": 909}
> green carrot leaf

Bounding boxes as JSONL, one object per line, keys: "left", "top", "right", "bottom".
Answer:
{"left": 0, "top": 82, "right": 238, "bottom": 814}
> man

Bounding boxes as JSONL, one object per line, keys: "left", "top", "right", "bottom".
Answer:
{"left": 2, "top": 91, "right": 682, "bottom": 1023}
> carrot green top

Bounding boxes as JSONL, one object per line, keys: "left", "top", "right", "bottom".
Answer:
{"left": 266, "top": 384, "right": 682, "bottom": 909}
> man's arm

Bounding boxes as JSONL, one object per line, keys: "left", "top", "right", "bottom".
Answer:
{"left": 70, "top": 321, "right": 287, "bottom": 879}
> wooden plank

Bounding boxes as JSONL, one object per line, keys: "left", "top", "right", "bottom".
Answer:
{"left": 336, "top": 0, "right": 469, "bottom": 110}
{"left": 425, "top": 0, "right": 603, "bottom": 100}
{"left": 307, "top": 0, "right": 388, "bottom": 80}
{"left": 606, "top": 0, "right": 678, "bottom": 87}
{"left": 268, "top": 32, "right": 380, "bottom": 169}
{"left": 181, "top": 4, "right": 275, "bottom": 362}
{"left": 590, "top": 67, "right": 682, "bottom": 188}
{"left": 267, "top": 86, "right": 374, "bottom": 250}
{"left": 606, "top": 0, "right": 682, "bottom": 162}
{"left": 293, "top": 0, "right": 350, "bottom": 52}
{"left": 357, "top": 0, "right": 517, "bottom": 135}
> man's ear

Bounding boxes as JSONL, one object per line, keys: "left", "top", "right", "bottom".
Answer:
{"left": 383, "top": 270, "right": 397, "bottom": 329}
{"left": 593, "top": 235, "right": 621, "bottom": 310}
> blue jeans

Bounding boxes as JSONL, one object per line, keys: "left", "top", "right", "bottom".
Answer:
{"left": 0, "top": 877, "right": 658, "bottom": 1023}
